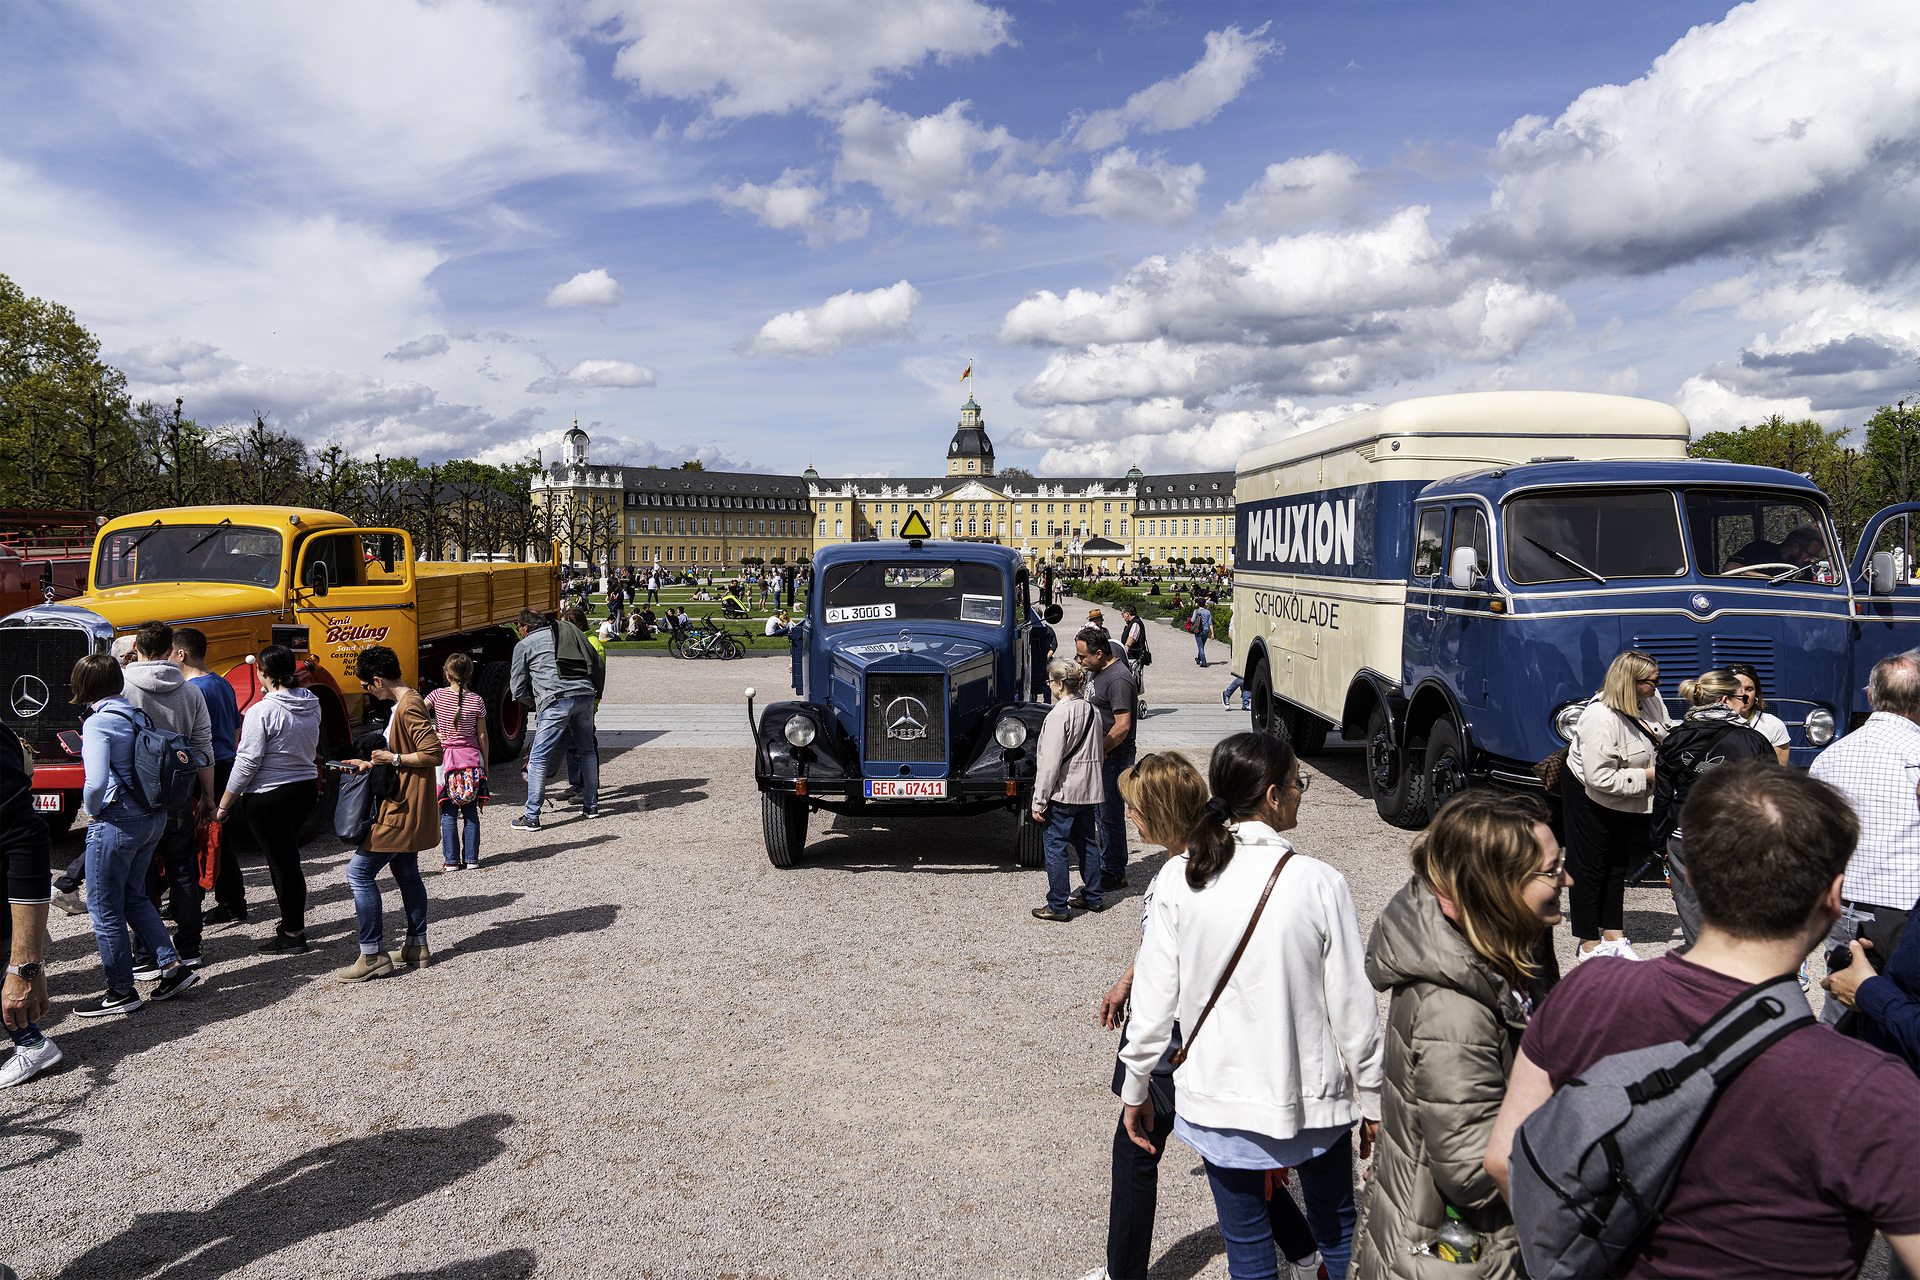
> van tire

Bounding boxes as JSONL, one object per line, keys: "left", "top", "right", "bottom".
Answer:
{"left": 762, "top": 792, "right": 807, "bottom": 868}
{"left": 1291, "top": 711, "right": 1330, "bottom": 757}
{"left": 1249, "top": 664, "right": 1284, "bottom": 741}
{"left": 1015, "top": 808, "right": 1045, "bottom": 868}
{"left": 1367, "top": 704, "right": 1428, "bottom": 829}
{"left": 1422, "top": 715, "right": 1468, "bottom": 824}
{"left": 479, "top": 661, "right": 526, "bottom": 764}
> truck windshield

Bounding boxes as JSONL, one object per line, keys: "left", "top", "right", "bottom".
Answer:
{"left": 1683, "top": 489, "right": 1837, "bottom": 582}
{"left": 1504, "top": 490, "right": 1686, "bottom": 584}
{"left": 821, "top": 561, "right": 1005, "bottom": 626}
{"left": 95, "top": 525, "right": 284, "bottom": 588}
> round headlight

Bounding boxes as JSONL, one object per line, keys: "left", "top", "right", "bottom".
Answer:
{"left": 1552, "top": 703, "right": 1584, "bottom": 743}
{"left": 1804, "top": 708, "right": 1836, "bottom": 746}
{"left": 783, "top": 714, "right": 816, "bottom": 747}
{"left": 995, "top": 717, "right": 1028, "bottom": 749}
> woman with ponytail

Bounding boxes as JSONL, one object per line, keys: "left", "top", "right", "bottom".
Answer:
{"left": 1117, "top": 732, "right": 1384, "bottom": 1280}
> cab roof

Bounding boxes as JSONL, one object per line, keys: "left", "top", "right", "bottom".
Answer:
{"left": 1420, "top": 458, "right": 1828, "bottom": 503}
{"left": 811, "top": 539, "right": 1026, "bottom": 571}
{"left": 99, "top": 506, "right": 355, "bottom": 536}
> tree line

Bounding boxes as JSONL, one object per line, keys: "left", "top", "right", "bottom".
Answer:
{"left": 0, "top": 271, "right": 569, "bottom": 562}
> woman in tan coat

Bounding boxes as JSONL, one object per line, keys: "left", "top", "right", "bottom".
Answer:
{"left": 337, "top": 645, "right": 443, "bottom": 982}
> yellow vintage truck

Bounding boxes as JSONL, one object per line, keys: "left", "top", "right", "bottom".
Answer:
{"left": 0, "top": 505, "right": 559, "bottom": 838}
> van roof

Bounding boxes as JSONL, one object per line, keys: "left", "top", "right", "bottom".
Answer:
{"left": 1421, "top": 457, "right": 1828, "bottom": 501}
{"left": 1235, "top": 391, "right": 1690, "bottom": 475}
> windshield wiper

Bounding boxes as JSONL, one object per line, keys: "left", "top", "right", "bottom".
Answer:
{"left": 116, "top": 519, "right": 165, "bottom": 558}
{"left": 183, "top": 518, "right": 232, "bottom": 557}
{"left": 826, "top": 560, "right": 874, "bottom": 596}
{"left": 1523, "top": 536, "right": 1607, "bottom": 586}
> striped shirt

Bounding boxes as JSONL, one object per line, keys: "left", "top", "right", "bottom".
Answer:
{"left": 427, "top": 686, "right": 484, "bottom": 755}
{"left": 1808, "top": 712, "right": 1920, "bottom": 909}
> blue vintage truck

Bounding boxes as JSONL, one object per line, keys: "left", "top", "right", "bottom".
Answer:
{"left": 1230, "top": 391, "right": 1893, "bottom": 828}
{"left": 751, "top": 537, "right": 1063, "bottom": 867}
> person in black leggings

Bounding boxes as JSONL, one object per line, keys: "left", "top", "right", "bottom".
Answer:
{"left": 214, "top": 646, "right": 322, "bottom": 953}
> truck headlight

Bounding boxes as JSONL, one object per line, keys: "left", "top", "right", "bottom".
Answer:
{"left": 783, "top": 714, "right": 817, "bottom": 747}
{"left": 995, "top": 717, "right": 1028, "bottom": 749}
{"left": 1552, "top": 703, "right": 1584, "bottom": 743}
{"left": 1804, "top": 708, "right": 1836, "bottom": 746}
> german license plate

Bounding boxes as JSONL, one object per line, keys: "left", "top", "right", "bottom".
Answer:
{"left": 864, "top": 779, "right": 947, "bottom": 799}
{"left": 32, "top": 794, "right": 61, "bottom": 812}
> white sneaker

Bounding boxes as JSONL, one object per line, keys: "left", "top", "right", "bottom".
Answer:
{"left": 1599, "top": 938, "right": 1643, "bottom": 961}
{"left": 0, "top": 1038, "right": 63, "bottom": 1088}
{"left": 1289, "top": 1253, "right": 1327, "bottom": 1280}
{"left": 1073, "top": 1268, "right": 1109, "bottom": 1280}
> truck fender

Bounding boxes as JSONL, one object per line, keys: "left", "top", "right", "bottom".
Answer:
{"left": 959, "top": 702, "right": 1049, "bottom": 784}
{"left": 756, "top": 700, "right": 846, "bottom": 782}
{"left": 1341, "top": 669, "right": 1407, "bottom": 745}
{"left": 1403, "top": 678, "right": 1474, "bottom": 770}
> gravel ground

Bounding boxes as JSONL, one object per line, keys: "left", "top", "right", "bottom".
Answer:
{"left": 1, "top": 612, "right": 1791, "bottom": 1280}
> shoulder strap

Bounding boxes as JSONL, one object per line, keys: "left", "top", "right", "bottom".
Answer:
{"left": 1065, "top": 701, "right": 1096, "bottom": 760}
{"left": 1169, "top": 849, "right": 1297, "bottom": 1068}
{"left": 1624, "top": 972, "right": 1812, "bottom": 1104}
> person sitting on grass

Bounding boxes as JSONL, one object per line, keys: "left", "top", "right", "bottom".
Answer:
{"left": 766, "top": 609, "right": 791, "bottom": 638}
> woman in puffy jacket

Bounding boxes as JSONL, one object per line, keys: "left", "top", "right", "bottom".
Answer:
{"left": 1355, "top": 791, "right": 1568, "bottom": 1280}
{"left": 1030, "top": 658, "right": 1105, "bottom": 921}
{"left": 1562, "top": 648, "right": 1675, "bottom": 963}
{"left": 1650, "top": 670, "right": 1773, "bottom": 950}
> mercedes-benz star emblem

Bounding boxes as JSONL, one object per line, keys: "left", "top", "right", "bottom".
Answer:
{"left": 884, "top": 696, "right": 930, "bottom": 741}
{"left": 9, "top": 674, "right": 50, "bottom": 719}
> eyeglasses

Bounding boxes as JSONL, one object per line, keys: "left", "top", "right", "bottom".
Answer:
{"left": 1530, "top": 853, "right": 1567, "bottom": 880}
{"left": 1289, "top": 774, "right": 1311, "bottom": 794}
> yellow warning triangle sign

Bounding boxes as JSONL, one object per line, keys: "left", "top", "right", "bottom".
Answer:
{"left": 899, "top": 509, "right": 932, "bottom": 539}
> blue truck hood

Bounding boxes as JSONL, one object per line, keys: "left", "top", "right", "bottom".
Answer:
{"left": 825, "top": 628, "right": 994, "bottom": 672}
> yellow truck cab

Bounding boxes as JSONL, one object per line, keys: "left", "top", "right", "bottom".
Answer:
{"left": 0, "top": 505, "right": 559, "bottom": 838}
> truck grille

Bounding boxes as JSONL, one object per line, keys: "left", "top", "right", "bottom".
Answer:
{"left": 1710, "top": 634, "right": 1775, "bottom": 692}
{"left": 863, "top": 673, "right": 946, "bottom": 764}
{"left": 1631, "top": 634, "right": 1699, "bottom": 699}
{"left": 0, "top": 627, "right": 91, "bottom": 756}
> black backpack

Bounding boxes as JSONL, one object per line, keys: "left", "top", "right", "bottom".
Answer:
{"left": 1509, "top": 973, "right": 1813, "bottom": 1279}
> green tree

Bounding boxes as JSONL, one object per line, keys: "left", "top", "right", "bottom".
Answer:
{"left": 1688, "top": 412, "right": 1876, "bottom": 548}
{"left": 0, "top": 272, "right": 140, "bottom": 511}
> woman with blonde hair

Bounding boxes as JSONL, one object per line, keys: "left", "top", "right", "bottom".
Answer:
{"left": 1094, "top": 753, "right": 1322, "bottom": 1280}
{"left": 1030, "top": 657, "right": 1105, "bottom": 921}
{"left": 1563, "top": 649, "right": 1675, "bottom": 962}
{"left": 1650, "top": 669, "right": 1773, "bottom": 949}
{"left": 1355, "top": 791, "right": 1568, "bottom": 1280}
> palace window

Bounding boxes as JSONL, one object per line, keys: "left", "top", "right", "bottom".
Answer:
{"left": 818, "top": 521, "right": 827, "bottom": 536}
{"left": 1103, "top": 520, "right": 1111, "bottom": 535}
{"left": 834, "top": 520, "right": 843, "bottom": 536}
{"left": 1119, "top": 520, "right": 1128, "bottom": 535}
{"left": 1103, "top": 503, "right": 1111, "bottom": 513}
{"left": 968, "top": 520, "right": 978, "bottom": 534}
{"left": 890, "top": 522, "right": 898, "bottom": 537}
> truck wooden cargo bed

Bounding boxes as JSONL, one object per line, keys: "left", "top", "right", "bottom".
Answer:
{"left": 414, "top": 560, "right": 559, "bottom": 641}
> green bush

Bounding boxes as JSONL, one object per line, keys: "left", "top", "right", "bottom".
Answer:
{"left": 1171, "top": 599, "right": 1231, "bottom": 641}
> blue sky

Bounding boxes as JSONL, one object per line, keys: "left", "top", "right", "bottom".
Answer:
{"left": 3, "top": 0, "right": 1915, "bottom": 478}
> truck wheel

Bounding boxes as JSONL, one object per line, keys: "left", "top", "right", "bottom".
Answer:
{"left": 1291, "top": 711, "right": 1330, "bottom": 757}
{"left": 1422, "top": 716, "right": 1468, "bottom": 824}
{"left": 479, "top": 661, "right": 527, "bottom": 764}
{"left": 1367, "top": 704, "right": 1428, "bottom": 829}
{"left": 1249, "top": 664, "right": 1284, "bottom": 741}
{"left": 1015, "top": 808, "right": 1045, "bottom": 868}
{"left": 762, "top": 792, "right": 807, "bottom": 868}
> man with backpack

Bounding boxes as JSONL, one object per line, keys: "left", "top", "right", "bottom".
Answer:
{"left": 120, "top": 622, "right": 215, "bottom": 974}
{"left": 509, "top": 607, "right": 602, "bottom": 830}
{"left": 1485, "top": 760, "right": 1920, "bottom": 1278}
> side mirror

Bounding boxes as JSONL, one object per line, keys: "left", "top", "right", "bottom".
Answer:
{"left": 1872, "top": 550, "right": 1898, "bottom": 596}
{"left": 304, "top": 560, "right": 330, "bottom": 598}
{"left": 1449, "top": 546, "right": 1481, "bottom": 591}
{"left": 1043, "top": 603, "right": 1064, "bottom": 625}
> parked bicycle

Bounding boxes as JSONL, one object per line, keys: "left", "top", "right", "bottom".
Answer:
{"left": 670, "top": 616, "right": 744, "bottom": 660}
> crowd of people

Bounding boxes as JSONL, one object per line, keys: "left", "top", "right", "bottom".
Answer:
{"left": 1, "top": 610, "right": 609, "bottom": 1084}
{"left": 1036, "top": 642, "right": 1920, "bottom": 1279}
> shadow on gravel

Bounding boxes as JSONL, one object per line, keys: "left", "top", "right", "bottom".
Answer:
{"left": 58, "top": 1113, "right": 513, "bottom": 1280}
{"left": 1309, "top": 750, "right": 1373, "bottom": 804}
{"left": 604, "top": 775, "right": 710, "bottom": 811}
{"left": 379, "top": 1247, "right": 538, "bottom": 1279}
{"left": 1148, "top": 1224, "right": 1226, "bottom": 1278}
{"left": 451, "top": 903, "right": 620, "bottom": 958}
{"left": 0, "top": 1100, "right": 84, "bottom": 1174}
{"left": 805, "top": 812, "right": 1027, "bottom": 874}
{"left": 482, "top": 832, "right": 619, "bottom": 867}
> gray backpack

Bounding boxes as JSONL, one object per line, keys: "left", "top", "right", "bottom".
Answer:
{"left": 1510, "top": 973, "right": 1813, "bottom": 1280}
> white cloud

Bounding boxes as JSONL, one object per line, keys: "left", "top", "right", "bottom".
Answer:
{"left": 1674, "top": 375, "right": 1830, "bottom": 435}
{"left": 1075, "top": 149, "right": 1204, "bottom": 226}
{"left": 384, "top": 334, "right": 450, "bottom": 362}
{"left": 1073, "top": 25, "right": 1276, "bottom": 150}
{"left": 1218, "top": 152, "right": 1369, "bottom": 234}
{"left": 714, "top": 170, "right": 871, "bottom": 245}
{"left": 544, "top": 269, "right": 625, "bottom": 309}
{"left": 57, "top": 0, "right": 643, "bottom": 211}
{"left": 525, "top": 359, "right": 658, "bottom": 393}
{"left": 590, "top": 0, "right": 1013, "bottom": 120}
{"left": 1008, "top": 396, "right": 1369, "bottom": 475}
{"left": 834, "top": 99, "right": 1069, "bottom": 228}
{"left": 1456, "top": 0, "right": 1920, "bottom": 279}
{"left": 740, "top": 280, "right": 921, "bottom": 358}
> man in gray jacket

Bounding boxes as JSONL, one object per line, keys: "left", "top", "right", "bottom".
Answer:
{"left": 509, "top": 608, "right": 600, "bottom": 830}
{"left": 122, "top": 621, "right": 215, "bottom": 970}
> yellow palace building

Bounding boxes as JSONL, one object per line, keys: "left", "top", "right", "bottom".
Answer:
{"left": 535, "top": 397, "right": 1236, "bottom": 574}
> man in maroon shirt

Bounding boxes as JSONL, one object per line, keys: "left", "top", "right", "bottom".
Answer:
{"left": 1486, "top": 760, "right": 1920, "bottom": 1278}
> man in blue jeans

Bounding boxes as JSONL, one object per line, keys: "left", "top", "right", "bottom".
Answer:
{"left": 508, "top": 608, "right": 601, "bottom": 831}
{"left": 1076, "top": 629, "right": 1137, "bottom": 895}
{"left": 1190, "top": 601, "right": 1214, "bottom": 666}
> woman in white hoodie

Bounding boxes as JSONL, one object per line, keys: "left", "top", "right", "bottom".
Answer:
{"left": 1120, "top": 732, "right": 1383, "bottom": 1280}
{"left": 214, "top": 645, "right": 322, "bottom": 955}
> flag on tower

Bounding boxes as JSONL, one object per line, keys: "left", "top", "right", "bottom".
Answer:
{"left": 960, "top": 364, "right": 971, "bottom": 382}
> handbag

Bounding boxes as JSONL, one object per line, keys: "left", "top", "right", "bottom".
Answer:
{"left": 1533, "top": 748, "right": 1568, "bottom": 792}
{"left": 1168, "top": 848, "right": 1297, "bottom": 1068}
